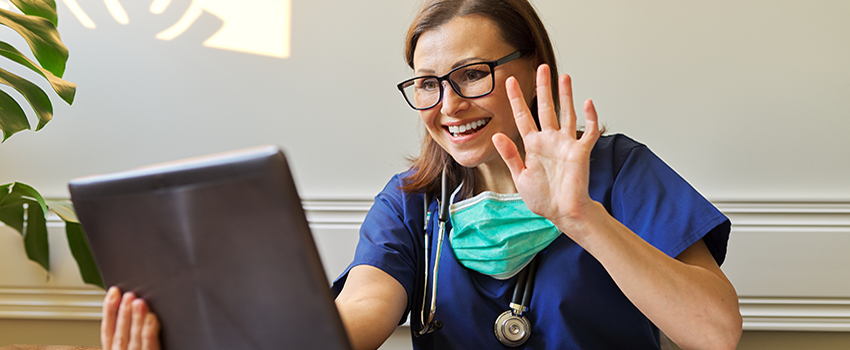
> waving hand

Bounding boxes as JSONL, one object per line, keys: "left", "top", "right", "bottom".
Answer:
{"left": 492, "top": 65, "right": 600, "bottom": 238}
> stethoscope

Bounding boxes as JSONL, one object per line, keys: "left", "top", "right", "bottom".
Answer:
{"left": 416, "top": 167, "right": 540, "bottom": 347}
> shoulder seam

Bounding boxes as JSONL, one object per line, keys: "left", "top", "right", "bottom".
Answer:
{"left": 613, "top": 143, "right": 645, "bottom": 179}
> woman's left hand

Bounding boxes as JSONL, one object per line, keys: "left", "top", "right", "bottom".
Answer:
{"left": 493, "top": 64, "right": 601, "bottom": 237}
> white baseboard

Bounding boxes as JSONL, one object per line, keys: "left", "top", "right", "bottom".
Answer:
{"left": 3, "top": 288, "right": 850, "bottom": 332}
{"left": 0, "top": 287, "right": 103, "bottom": 321}
{"left": 740, "top": 297, "right": 850, "bottom": 332}
{"left": 2, "top": 199, "right": 849, "bottom": 332}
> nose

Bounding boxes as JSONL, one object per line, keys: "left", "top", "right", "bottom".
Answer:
{"left": 440, "top": 80, "right": 469, "bottom": 116}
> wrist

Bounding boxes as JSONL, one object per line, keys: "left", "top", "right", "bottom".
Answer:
{"left": 553, "top": 200, "right": 613, "bottom": 249}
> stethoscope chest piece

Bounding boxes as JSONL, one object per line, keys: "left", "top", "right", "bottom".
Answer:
{"left": 494, "top": 308, "right": 531, "bottom": 347}
{"left": 494, "top": 255, "right": 540, "bottom": 347}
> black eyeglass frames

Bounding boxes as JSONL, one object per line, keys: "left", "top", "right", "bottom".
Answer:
{"left": 397, "top": 51, "right": 523, "bottom": 110}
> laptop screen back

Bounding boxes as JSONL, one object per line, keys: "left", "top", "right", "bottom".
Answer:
{"left": 70, "top": 146, "right": 351, "bottom": 350}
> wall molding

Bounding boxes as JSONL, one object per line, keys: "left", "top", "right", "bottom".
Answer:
{"left": 4, "top": 289, "right": 850, "bottom": 332}
{"left": 740, "top": 297, "right": 850, "bottom": 332}
{"left": 714, "top": 201, "right": 850, "bottom": 229}
{"left": 4, "top": 199, "right": 850, "bottom": 331}
{"left": 302, "top": 199, "right": 373, "bottom": 229}
{"left": 0, "top": 287, "right": 103, "bottom": 321}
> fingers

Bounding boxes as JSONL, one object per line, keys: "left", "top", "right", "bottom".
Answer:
{"left": 535, "top": 65, "right": 559, "bottom": 131}
{"left": 101, "top": 287, "right": 121, "bottom": 349}
{"left": 128, "top": 299, "right": 147, "bottom": 350}
{"left": 128, "top": 298, "right": 161, "bottom": 350}
{"left": 112, "top": 291, "right": 136, "bottom": 349}
{"left": 492, "top": 133, "right": 524, "bottom": 182}
{"left": 505, "top": 76, "right": 538, "bottom": 138}
{"left": 559, "top": 74, "right": 577, "bottom": 138}
{"left": 102, "top": 288, "right": 161, "bottom": 350}
{"left": 141, "top": 313, "right": 162, "bottom": 350}
{"left": 581, "top": 99, "right": 601, "bottom": 144}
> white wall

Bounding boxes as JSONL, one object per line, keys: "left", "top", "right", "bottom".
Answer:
{"left": 2, "top": 0, "right": 850, "bottom": 347}
{"left": 0, "top": 0, "right": 421, "bottom": 199}
{"left": 0, "top": 0, "right": 848, "bottom": 201}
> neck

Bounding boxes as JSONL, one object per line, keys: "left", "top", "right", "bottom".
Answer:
{"left": 473, "top": 138, "right": 525, "bottom": 195}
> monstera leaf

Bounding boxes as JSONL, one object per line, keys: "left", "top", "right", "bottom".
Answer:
{"left": 47, "top": 197, "right": 103, "bottom": 288}
{"left": 0, "top": 182, "right": 103, "bottom": 288}
{"left": 0, "top": 2, "right": 100, "bottom": 287}
{"left": 0, "top": 0, "right": 76, "bottom": 141}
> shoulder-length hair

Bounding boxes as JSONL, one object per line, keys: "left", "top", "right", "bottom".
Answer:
{"left": 400, "top": 0, "right": 559, "bottom": 199}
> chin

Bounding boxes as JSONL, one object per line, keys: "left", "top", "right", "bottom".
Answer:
{"left": 448, "top": 150, "right": 496, "bottom": 169}
{"left": 452, "top": 158, "right": 480, "bottom": 169}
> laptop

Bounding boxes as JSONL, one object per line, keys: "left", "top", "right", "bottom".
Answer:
{"left": 69, "top": 146, "right": 352, "bottom": 350}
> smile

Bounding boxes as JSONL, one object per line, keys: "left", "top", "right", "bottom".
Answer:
{"left": 446, "top": 118, "right": 490, "bottom": 138}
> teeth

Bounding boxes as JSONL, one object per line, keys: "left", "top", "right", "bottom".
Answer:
{"left": 448, "top": 119, "right": 488, "bottom": 137}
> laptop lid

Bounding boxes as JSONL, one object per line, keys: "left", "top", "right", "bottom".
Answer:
{"left": 69, "top": 146, "right": 351, "bottom": 350}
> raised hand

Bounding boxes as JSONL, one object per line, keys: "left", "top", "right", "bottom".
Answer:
{"left": 492, "top": 64, "right": 601, "bottom": 238}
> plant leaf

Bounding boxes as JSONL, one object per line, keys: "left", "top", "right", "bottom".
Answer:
{"left": 0, "top": 182, "right": 47, "bottom": 236}
{"left": 22, "top": 198, "right": 49, "bottom": 271}
{"left": 0, "top": 183, "right": 25, "bottom": 233}
{"left": 0, "top": 183, "right": 51, "bottom": 272}
{"left": 46, "top": 198, "right": 104, "bottom": 288}
{"left": 45, "top": 199, "right": 78, "bottom": 223}
{"left": 65, "top": 221, "right": 104, "bottom": 288}
{"left": 0, "top": 67, "right": 53, "bottom": 130}
{"left": 9, "top": 0, "right": 58, "bottom": 27}
{"left": 0, "top": 183, "right": 11, "bottom": 206}
{"left": 8, "top": 182, "right": 49, "bottom": 215}
{"left": 0, "top": 88, "right": 30, "bottom": 141}
{"left": 0, "top": 204, "right": 24, "bottom": 233}
{"left": 0, "top": 7, "right": 67, "bottom": 77}
{"left": 1, "top": 185, "right": 102, "bottom": 285}
{"left": 0, "top": 41, "right": 75, "bottom": 105}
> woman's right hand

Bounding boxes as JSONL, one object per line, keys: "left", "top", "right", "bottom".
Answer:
{"left": 101, "top": 287, "right": 161, "bottom": 350}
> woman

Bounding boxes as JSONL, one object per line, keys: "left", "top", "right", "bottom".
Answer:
{"left": 102, "top": 0, "right": 742, "bottom": 349}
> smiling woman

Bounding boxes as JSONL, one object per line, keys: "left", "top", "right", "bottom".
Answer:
{"left": 44, "top": 0, "right": 850, "bottom": 348}
{"left": 329, "top": 1, "right": 741, "bottom": 349}
{"left": 400, "top": 3, "right": 557, "bottom": 199}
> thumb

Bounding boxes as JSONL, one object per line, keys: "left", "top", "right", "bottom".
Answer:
{"left": 492, "top": 133, "right": 525, "bottom": 181}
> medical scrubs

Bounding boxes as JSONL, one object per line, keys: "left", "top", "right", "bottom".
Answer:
{"left": 331, "top": 134, "right": 731, "bottom": 349}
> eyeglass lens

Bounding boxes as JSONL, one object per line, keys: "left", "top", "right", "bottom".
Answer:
{"left": 401, "top": 63, "right": 494, "bottom": 110}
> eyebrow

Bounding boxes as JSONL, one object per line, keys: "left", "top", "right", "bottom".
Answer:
{"left": 415, "top": 56, "right": 489, "bottom": 75}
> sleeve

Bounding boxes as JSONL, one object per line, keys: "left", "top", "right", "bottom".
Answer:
{"left": 330, "top": 175, "right": 420, "bottom": 324}
{"left": 610, "top": 144, "right": 731, "bottom": 265}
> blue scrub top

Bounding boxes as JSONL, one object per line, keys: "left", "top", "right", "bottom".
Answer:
{"left": 331, "top": 134, "right": 731, "bottom": 349}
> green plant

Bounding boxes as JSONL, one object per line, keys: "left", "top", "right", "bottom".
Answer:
{"left": 1, "top": 0, "right": 103, "bottom": 288}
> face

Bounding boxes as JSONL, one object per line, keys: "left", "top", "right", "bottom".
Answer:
{"left": 412, "top": 15, "right": 537, "bottom": 169}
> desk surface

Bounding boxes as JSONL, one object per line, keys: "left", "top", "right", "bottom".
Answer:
{"left": 0, "top": 346, "right": 98, "bottom": 350}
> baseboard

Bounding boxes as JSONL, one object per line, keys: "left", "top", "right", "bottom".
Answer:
{"left": 0, "top": 287, "right": 103, "bottom": 321}
{"left": 740, "top": 297, "right": 850, "bottom": 331}
{"left": 2, "top": 199, "right": 849, "bottom": 331}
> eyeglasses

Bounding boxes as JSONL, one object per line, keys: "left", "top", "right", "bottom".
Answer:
{"left": 397, "top": 51, "right": 523, "bottom": 110}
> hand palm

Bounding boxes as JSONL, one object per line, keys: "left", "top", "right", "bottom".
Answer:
{"left": 493, "top": 65, "right": 600, "bottom": 232}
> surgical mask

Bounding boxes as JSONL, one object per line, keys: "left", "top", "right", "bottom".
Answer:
{"left": 449, "top": 188, "right": 561, "bottom": 280}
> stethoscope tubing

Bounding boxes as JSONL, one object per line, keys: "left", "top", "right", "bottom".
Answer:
{"left": 417, "top": 168, "right": 450, "bottom": 336}
{"left": 417, "top": 166, "right": 539, "bottom": 343}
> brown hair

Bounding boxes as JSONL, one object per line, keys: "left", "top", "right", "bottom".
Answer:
{"left": 400, "top": 0, "right": 559, "bottom": 198}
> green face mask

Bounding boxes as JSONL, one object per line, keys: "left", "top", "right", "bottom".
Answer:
{"left": 449, "top": 189, "right": 561, "bottom": 280}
